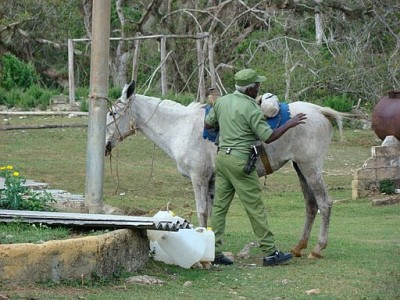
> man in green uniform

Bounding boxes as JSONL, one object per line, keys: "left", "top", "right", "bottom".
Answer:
{"left": 204, "top": 68, "right": 307, "bottom": 266}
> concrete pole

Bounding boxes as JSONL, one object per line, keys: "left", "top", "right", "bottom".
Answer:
{"left": 85, "top": 0, "right": 111, "bottom": 213}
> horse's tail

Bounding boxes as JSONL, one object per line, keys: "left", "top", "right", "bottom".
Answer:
{"left": 319, "top": 107, "right": 355, "bottom": 139}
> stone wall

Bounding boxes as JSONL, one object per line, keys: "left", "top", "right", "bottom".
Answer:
{"left": 0, "top": 229, "right": 149, "bottom": 284}
{"left": 352, "top": 136, "right": 400, "bottom": 199}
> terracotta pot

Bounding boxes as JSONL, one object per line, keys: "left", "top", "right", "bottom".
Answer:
{"left": 371, "top": 90, "right": 400, "bottom": 140}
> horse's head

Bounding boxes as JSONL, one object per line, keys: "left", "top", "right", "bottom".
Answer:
{"left": 105, "top": 81, "right": 136, "bottom": 156}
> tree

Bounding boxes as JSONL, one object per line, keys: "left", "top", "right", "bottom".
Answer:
{"left": 0, "top": 0, "right": 398, "bottom": 106}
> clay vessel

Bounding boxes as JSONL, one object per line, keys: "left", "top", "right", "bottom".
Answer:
{"left": 371, "top": 90, "right": 400, "bottom": 140}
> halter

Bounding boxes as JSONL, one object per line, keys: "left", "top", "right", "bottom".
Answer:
{"left": 107, "top": 96, "right": 137, "bottom": 141}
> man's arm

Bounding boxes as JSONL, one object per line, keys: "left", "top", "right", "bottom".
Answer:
{"left": 204, "top": 121, "right": 214, "bottom": 129}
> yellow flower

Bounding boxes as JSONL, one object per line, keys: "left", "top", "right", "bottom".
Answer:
{"left": 13, "top": 172, "right": 20, "bottom": 177}
{"left": 0, "top": 166, "right": 5, "bottom": 170}
{"left": 6, "top": 165, "right": 13, "bottom": 170}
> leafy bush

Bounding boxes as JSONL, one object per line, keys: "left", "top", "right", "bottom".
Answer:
{"left": 162, "top": 91, "right": 196, "bottom": 106}
{"left": 379, "top": 179, "right": 395, "bottom": 195}
{"left": 3, "top": 88, "right": 24, "bottom": 108}
{"left": 109, "top": 86, "right": 122, "bottom": 101}
{"left": 0, "top": 165, "right": 55, "bottom": 211}
{"left": 0, "top": 53, "right": 38, "bottom": 90}
{"left": 323, "top": 94, "right": 354, "bottom": 112}
{"left": 0, "top": 87, "right": 7, "bottom": 106}
{"left": 25, "top": 85, "right": 56, "bottom": 110}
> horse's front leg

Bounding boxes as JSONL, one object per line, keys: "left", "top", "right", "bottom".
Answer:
{"left": 191, "top": 177, "right": 210, "bottom": 228}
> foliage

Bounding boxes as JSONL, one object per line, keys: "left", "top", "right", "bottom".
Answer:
{"left": 26, "top": 85, "right": 57, "bottom": 110}
{"left": 0, "top": 165, "right": 55, "bottom": 211}
{"left": 0, "top": 86, "right": 58, "bottom": 110}
{"left": 379, "top": 179, "right": 396, "bottom": 195}
{"left": 0, "top": 53, "right": 39, "bottom": 90}
{"left": 321, "top": 94, "right": 355, "bottom": 112}
{"left": 162, "top": 91, "right": 197, "bottom": 106}
{"left": 108, "top": 86, "right": 123, "bottom": 101}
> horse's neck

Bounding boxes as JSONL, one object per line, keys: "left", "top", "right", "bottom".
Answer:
{"left": 130, "top": 95, "right": 193, "bottom": 159}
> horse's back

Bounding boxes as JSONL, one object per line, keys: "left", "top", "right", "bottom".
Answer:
{"left": 264, "top": 101, "right": 335, "bottom": 170}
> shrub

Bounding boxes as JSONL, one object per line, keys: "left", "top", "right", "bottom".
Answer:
{"left": 0, "top": 53, "right": 38, "bottom": 90}
{"left": 0, "top": 165, "right": 55, "bottom": 211}
{"left": 379, "top": 179, "right": 395, "bottom": 195}
{"left": 3, "top": 88, "right": 23, "bottom": 108}
{"left": 323, "top": 94, "right": 354, "bottom": 112}
{"left": 0, "top": 87, "right": 7, "bottom": 106}
{"left": 109, "top": 86, "right": 122, "bottom": 101}
{"left": 163, "top": 91, "right": 196, "bottom": 106}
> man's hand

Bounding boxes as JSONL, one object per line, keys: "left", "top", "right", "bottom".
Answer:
{"left": 288, "top": 113, "right": 307, "bottom": 128}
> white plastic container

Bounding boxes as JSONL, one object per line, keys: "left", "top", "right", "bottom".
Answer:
{"left": 157, "top": 228, "right": 206, "bottom": 268}
{"left": 149, "top": 240, "right": 175, "bottom": 265}
{"left": 196, "top": 227, "right": 215, "bottom": 262}
{"left": 147, "top": 210, "right": 175, "bottom": 241}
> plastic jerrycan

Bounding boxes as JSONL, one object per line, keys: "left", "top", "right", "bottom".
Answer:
{"left": 157, "top": 228, "right": 206, "bottom": 268}
{"left": 147, "top": 210, "right": 175, "bottom": 241}
{"left": 149, "top": 240, "right": 175, "bottom": 265}
{"left": 196, "top": 227, "right": 215, "bottom": 262}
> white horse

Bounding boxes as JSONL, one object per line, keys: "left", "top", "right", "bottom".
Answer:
{"left": 105, "top": 81, "right": 350, "bottom": 258}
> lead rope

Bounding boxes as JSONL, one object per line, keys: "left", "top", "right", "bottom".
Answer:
{"left": 108, "top": 143, "right": 157, "bottom": 195}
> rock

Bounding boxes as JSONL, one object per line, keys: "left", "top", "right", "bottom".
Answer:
{"left": 183, "top": 281, "right": 192, "bottom": 287}
{"left": 126, "top": 275, "right": 164, "bottom": 285}
{"left": 305, "top": 288, "right": 321, "bottom": 295}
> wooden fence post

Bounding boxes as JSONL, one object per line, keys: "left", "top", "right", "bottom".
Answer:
{"left": 160, "top": 36, "right": 167, "bottom": 96}
{"left": 68, "top": 39, "right": 75, "bottom": 105}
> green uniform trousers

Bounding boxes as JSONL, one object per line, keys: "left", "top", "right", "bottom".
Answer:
{"left": 211, "top": 151, "right": 277, "bottom": 255}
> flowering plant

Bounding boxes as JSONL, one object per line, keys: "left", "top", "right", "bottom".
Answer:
{"left": 0, "top": 165, "right": 55, "bottom": 211}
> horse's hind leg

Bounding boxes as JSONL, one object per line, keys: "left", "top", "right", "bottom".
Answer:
{"left": 293, "top": 162, "right": 332, "bottom": 259}
{"left": 292, "top": 162, "right": 318, "bottom": 257}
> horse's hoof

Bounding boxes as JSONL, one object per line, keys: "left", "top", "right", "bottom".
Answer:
{"left": 308, "top": 251, "right": 323, "bottom": 259}
{"left": 291, "top": 249, "right": 303, "bottom": 257}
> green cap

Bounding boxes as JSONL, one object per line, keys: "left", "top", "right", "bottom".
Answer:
{"left": 234, "top": 69, "right": 266, "bottom": 86}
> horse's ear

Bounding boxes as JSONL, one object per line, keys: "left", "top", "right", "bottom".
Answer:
{"left": 127, "top": 81, "right": 135, "bottom": 99}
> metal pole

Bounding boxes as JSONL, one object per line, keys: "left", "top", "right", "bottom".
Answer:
{"left": 85, "top": 0, "right": 111, "bottom": 213}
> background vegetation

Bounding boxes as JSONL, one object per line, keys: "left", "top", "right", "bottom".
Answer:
{"left": 0, "top": 116, "right": 399, "bottom": 299}
{"left": 0, "top": 0, "right": 399, "bottom": 112}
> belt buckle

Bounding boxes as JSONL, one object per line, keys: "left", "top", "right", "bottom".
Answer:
{"left": 225, "top": 148, "right": 231, "bottom": 154}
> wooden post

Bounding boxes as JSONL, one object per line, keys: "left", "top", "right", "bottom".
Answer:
{"left": 68, "top": 39, "right": 75, "bottom": 105}
{"left": 196, "top": 38, "right": 205, "bottom": 102}
{"left": 160, "top": 36, "right": 167, "bottom": 96}
{"left": 208, "top": 34, "right": 216, "bottom": 90}
{"left": 131, "top": 35, "right": 141, "bottom": 82}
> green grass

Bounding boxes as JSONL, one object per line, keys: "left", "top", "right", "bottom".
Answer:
{"left": 0, "top": 222, "right": 70, "bottom": 244}
{"left": 0, "top": 116, "right": 399, "bottom": 299}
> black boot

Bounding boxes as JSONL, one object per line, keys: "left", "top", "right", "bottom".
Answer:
{"left": 213, "top": 253, "right": 233, "bottom": 265}
{"left": 263, "top": 250, "right": 292, "bottom": 266}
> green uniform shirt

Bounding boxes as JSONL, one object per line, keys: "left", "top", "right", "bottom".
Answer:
{"left": 205, "top": 91, "right": 273, "bottom": 157}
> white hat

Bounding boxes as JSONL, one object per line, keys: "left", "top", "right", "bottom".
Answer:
{"left": 260, "top": 93, "right": 279, "bottom": 118}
